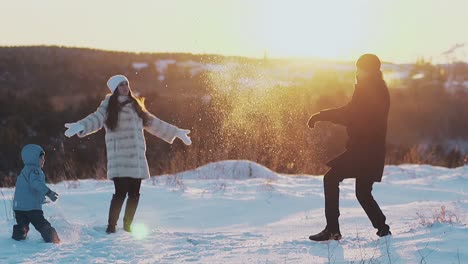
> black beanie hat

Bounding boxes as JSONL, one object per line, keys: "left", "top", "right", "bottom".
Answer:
{"left": 356, "top": 54, "right": 381, "bottom": 72}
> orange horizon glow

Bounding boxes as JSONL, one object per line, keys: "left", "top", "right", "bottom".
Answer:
{"left": 1, "top": 0, "right": 467, "bottom": 63}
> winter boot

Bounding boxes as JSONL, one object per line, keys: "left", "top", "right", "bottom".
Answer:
{"left": 12, "top": 225, "right": 29, "bottom": 241}
{"left": 376, "top": 224, "right": 392, "bottom": 237}
{"left": 107, "top": 194, "right": 125, "bottom": 233}
{"left": 106, "top": 225, "right": 116, "bottom": 234}
{"left": 42, "top": 226, "right": 60, "bottom": 243}
{"left": 309, "top": 228, "right": 342, "bottom": 241}
{"left": 123, "top": 194, "right": 140, "bottom": 232}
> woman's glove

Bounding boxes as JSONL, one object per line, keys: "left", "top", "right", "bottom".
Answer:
{"left": 176, "top": 129, "right": 192, "bottom": 145}
{"left": 64, "top": 123, "right": 84, "bottom": 138}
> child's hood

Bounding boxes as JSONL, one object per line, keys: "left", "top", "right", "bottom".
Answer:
{"left": 21, "top": 144, "right": 44, "bottom": 167}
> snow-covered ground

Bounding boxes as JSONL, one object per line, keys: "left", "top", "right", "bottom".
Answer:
{"left": 1, "top": 161, "right": 467, "bottom": 263}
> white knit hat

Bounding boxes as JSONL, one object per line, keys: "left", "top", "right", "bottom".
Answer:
{"left": 107, "top": 75, "right": 129, "bottom": 93}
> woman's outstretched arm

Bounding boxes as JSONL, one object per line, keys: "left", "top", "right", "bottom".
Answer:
{"left": 75, "top": 95, "right": 110, "bottom": 137}
{"left": 145, "top": 112, "right": 192, "bottom": 145}
{"left": 144, "top": 112, "right": 181, "bottom": 144}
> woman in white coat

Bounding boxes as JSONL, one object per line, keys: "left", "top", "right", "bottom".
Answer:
{"left": 64, "top": 75, "right": 192, "bottom": 233}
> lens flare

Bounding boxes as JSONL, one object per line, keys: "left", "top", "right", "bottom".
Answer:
{"left": 131, "top": 223, "right": 149, "bottom": 240}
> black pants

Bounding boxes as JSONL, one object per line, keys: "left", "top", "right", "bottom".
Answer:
{"left": 12, "top": 210, "right": 60, "bottom": 243}
{"left": 323, "top": 168, "right": 387, "bottom": 233}
{"left": 108, "top": 177, "right": 141, "bottom": 228}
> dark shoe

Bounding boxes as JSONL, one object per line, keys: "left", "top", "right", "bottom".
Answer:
{"left": 42, "top": 226, "right": 60, "bottom": 243}
{"left": 108, "top": 194, "right": 125, "bottom": 227}
{"left": 50, "top": 232, "right": 61, "bottom": 244}
{"left": 376, "top": 224, "right": 392, "bottom": 237}
{"left": 106, "top": 225, "right": 116, "bottom": 234}
{"left": 12, "top": 225, "right": 29, "bottom": 241}
{"left": 123, "top": 194, "right": 140, "bottom": 233}
{"left": 309, "top": 228, "right": 342, "bottom": 241}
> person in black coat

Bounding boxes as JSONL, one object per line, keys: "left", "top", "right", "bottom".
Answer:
{"left": 308, "top": 54, "right": 392, "bottom": 241}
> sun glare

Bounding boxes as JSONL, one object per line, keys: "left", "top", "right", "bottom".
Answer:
{"left": 252, "top": 0, "right": 372, "bottom": 60}
{"left": 131, "top": 223, "right": 149, "bottom": 240}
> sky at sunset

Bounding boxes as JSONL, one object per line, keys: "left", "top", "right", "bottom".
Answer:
{"left": 1, "top": 0, "right": 467, "bottom": 63}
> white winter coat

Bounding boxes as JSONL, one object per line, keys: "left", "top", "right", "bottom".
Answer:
{"left": 77, "top": 95, "right": 180, "bottom": 179}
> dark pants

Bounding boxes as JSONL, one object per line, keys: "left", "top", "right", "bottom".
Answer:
{"left": 12, "top": 210, "right": 60, "bottom": 243}
{"left": 323, "top": 168, "right": 387, "bottom": 233}
{"left": 108, "top": 177, "right": 141, "bottom": 229}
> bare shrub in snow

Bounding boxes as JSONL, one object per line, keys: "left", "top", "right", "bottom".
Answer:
{"left": 417, "top": 205, "right": 462, "bottom": 227}
{"left": 165, "top": 175, "right": 186, "bottom": 192}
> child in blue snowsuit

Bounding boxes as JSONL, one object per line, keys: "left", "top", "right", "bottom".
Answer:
{"left": 12, "top": 144, "right": 60, "bottom": 243}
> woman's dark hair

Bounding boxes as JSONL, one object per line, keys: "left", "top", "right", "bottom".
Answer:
{"left": 105, "top": 89, "right": 150, "bottom": 131}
